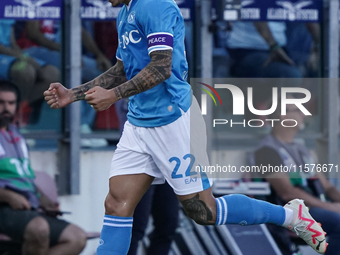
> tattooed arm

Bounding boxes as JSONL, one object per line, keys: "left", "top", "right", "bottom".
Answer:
{"left": 112, "top": 49, "right": 172, "bottom": 100}
{"left": 44, "top": 50, "right": 172, "bottom": 110}
{"left": 72, "top": 59, "right": 127, "bottom": 102}
{"left": 44, "top": 59, "right": 127, "bottom": 109}
{"left": 84, "top": 50, "right": 172, "bottom": 111}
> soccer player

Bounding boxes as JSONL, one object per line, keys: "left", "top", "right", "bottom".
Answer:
{"left": 43, "top": 0, "right": 327, "bottom": 254}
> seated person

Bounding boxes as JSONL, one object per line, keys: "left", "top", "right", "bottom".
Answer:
{"left": 0, "top": 19, "right": 59, "bottom": 123}
{"left": 226, "top": 21, "right": 302, "bottom": 78}
{"left": 254, "top": 97, "right": 340, "bottom": 255}
{"left": 0, "top": 80, "right": 87, "bottom": 255}
{"left": 19, "top": 20, "right": 111, "bottom": 83}
{"left": 285, "top": 22, "right": 320, "bottom": 77}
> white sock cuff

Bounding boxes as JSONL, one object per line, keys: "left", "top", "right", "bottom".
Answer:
{"left": 282, "top": 207, "right": 294, "bottom": 227}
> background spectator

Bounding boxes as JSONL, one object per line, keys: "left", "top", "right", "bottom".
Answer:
{"left": 254, "top": 97, "right": 340, "bottom": 255}
{"left": 226, "top": 21, "right": 302, "bottom": 78}
{"left": 17, "top": 20, "right": 112, "bottom": 147}
{"left": 0, "top": 80, "right": 87, "bottom": 255}
{"left": 0, "top": 19, "right": 59, "bottom": 125}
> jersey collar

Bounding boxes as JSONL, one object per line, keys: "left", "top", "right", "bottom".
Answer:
{"left": 126, "top": 0, "right": 133, "bottom": 11}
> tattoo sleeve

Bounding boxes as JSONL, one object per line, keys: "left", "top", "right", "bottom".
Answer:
{"left": 182, "top": 194, "right": 214, "bottom": 225}
{"left": 71, "top": 60, "right": 127, "bottom": 101}
{"left": 112, "top": 50, "right": 172, "bottom": 100}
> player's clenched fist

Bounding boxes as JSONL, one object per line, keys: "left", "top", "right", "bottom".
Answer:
{"left": 85, "top": 86, "right": 118, "bottom": 111}
{"left": 44, "top": 83, "right": 73, "bottom": 109}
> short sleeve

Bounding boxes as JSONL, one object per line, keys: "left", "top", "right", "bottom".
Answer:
{"left": 138, "top": 2, "right": 180, "bottom": 54}
{"left": 115, "top": 17, "right": 122, "bottom": 61}
{"left": 116, "top": 47, "right": 122, "bottom": 61}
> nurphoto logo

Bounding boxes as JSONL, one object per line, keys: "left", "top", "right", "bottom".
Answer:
{"left": 199, "top": 83, "right": 311, "bottom": 128}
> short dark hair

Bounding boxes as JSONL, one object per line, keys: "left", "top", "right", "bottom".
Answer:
{"left": 0, "top": 80, "right": 21, "bottom": 104}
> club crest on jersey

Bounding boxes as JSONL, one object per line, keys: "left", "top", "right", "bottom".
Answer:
{"left": 128, "top": 11, "right": 136, "bottom": 23}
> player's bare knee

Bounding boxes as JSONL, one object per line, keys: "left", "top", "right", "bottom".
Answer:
{"left": 104, "top": 193, "right": 133, "bottom": 217}
{"left": 181, "top": 194, "right": 216, "bottom": 225}
{"left": 104, "top": 195, "right": 126, "bottom": 216}
{"left": 24, "top": 217, "right": 50, "bottom": 245}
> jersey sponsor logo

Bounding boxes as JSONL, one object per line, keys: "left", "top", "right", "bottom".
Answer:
{"left": 127, "top": 11, "right": 135, "bottom": 23}
{"left": 119, "top": 30, "right": 141, "bottom": 49}
{"left": 267, "top": 1, "right": 318, "bottom": 21}
{"left": 3, "top": 0, "right": 61, "bottom": 19}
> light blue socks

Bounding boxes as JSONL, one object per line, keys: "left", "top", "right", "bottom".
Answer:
{"left": 96, "top": 215, "right": 133, "bottom": 255}
{"left": 215, "top": 194, "right": 286, "bottom": 226}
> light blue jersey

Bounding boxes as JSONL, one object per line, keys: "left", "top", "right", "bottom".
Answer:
{"left": 116, "top": 0, "right": 191, "bottom": 127}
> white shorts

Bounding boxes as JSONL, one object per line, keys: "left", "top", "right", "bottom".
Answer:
{"left": 109, "top": 97, "right": 213, "bottom": 196}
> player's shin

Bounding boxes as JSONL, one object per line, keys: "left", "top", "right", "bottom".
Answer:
{"left": 96, "top": 215, "right": 133, "bottom": 255}
{"left": 215, "top": 194, "right": 292, "bottom": 226}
